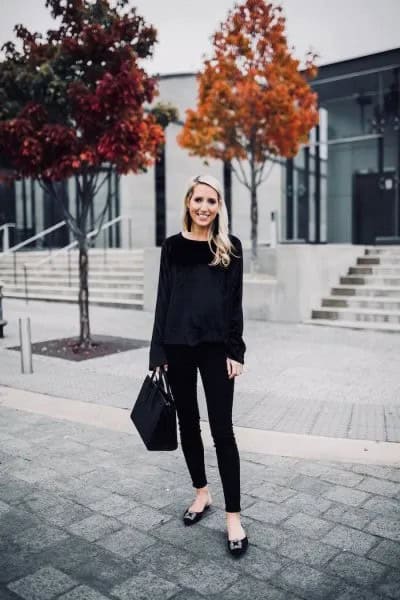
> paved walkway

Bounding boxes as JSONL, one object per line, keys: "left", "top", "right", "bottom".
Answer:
{"left": 1, "top": 397, "right": 400, "bottom": 600}
{"left": 1, "top": 299, "right": 400, "bottom": 442}
{"left": 1, "top": 299, "right": 400, "bottom": 598}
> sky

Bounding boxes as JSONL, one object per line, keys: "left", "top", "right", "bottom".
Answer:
{"left": 0, "top": 0, "right": 399, "bottom": 74}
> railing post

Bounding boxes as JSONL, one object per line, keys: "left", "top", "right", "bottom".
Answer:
{"left": 68, "top": 249, "right": 72, "bottom": 288}
{"left": 0, "top": 281, "right": 6, "bottom": 339}
{"left": 19, "top": 317, "right": 33, "bottom": 374}
{"left": 23, "top": 264, "right": 29, "bottom": 304}
{"left": 0, "top": 224, "right": 16, "bottom": 253}
{"left": 103, "top": 229, "right": 107, "bottom": 266}
{"left": 3, "top": 226, "right": 9, "bottom": 252}
{"left": 13, "top": 252, "right": 17, "bottom": 285}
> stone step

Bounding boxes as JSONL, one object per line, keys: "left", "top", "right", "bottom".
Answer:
{"left": 349, "top": 266, "right": 400, "bottom": 275}
{"left": 8, "top": 261, "right": 144, "bottom": 270}
{"left": 357, "top": 257, "right": 400, "bottom": 266}
{"left": 303, "top": 318, "right": 400, "bottom": 332}
{"left": 2, "top": 291, "right": 143, "bottom": 309}
{"left": 0, "top": 250, "right": 144, "bottom": 262}
{"left": 340, "top": 275, "right": 400, "bottom": 286}
{"left": 0, "top": 256, "right": 144, "bottom": 267}
{"left": 364, "top": 247, "right": 400, "bottom": 256}
{"left": 0, "top": 273, "right": 143, "bottom": 284}
{"left": 1, "top": 278, "right": 143, "bottom": 290}
{"left": 3, "top": 285, "right": 143, "bottom": 300}
{"left": 322, "top": 296, "right": 400, "bottom": 310}
{"left": 332, "top": 285, "right": 400, "bottom": 298}
{"left": 0, "top": 265, "right": 144, "bottom": 275}
{"left": 311, "top": 306, "right": 400, "bottom": 323}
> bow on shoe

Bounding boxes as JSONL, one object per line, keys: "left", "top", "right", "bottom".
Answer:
{"left": 184, "top": 511, "right": 197, "bottom": 520}
{"left": 229, "top": 539, "right": 243, "bottom": 549}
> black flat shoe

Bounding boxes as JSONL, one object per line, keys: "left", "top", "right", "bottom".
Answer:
{"left": 183, "top": 502, "right": 211, "bottom": 526}
{"left": 227, "top": 535, "right": 249, "bottom": 557}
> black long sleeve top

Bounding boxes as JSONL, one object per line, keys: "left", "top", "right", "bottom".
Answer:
{"left": 149, "top": 232, "right": 246, "bottom": 370}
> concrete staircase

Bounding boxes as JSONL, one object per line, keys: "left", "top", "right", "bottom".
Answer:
{"left": 307, "top": 246, "right": 400, "bottom": 331}
{"left": 0, "top": 249, "right": 144, "bottom": 309}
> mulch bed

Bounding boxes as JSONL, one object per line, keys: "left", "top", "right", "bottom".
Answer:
{"left": 8, "top": 335, "right": 149, "bottom": 362}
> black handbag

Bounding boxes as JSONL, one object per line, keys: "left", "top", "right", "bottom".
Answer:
{"left": 130, "top": 366, "right": 178, "bottom": 451}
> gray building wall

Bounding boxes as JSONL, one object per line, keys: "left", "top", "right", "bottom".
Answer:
{"left": 119, "top": 73, "right": 284, "bottom": 248}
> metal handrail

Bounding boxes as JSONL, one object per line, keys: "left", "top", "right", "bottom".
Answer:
{"left": 19, "top": 215, "right": 132, "bottom": 301}
{"left": 32, "top": 215, "right": 132, "bottom": 269}
{"left": 1, "top": 220, "right": 66, "bottom": 256}
{"left": 0, "top": 223, "right": 16, "bottom": 252}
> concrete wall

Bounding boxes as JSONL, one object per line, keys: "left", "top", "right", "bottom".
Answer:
{"left": 272, "top": 244, "right": 362, "bottom": 322}
{"left": 144, "top": 243, "right": 363, "bottom": 322}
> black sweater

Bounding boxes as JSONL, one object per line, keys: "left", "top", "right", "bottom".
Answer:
{"left": 149, "top": 232, "right": 246, "bottom": 370}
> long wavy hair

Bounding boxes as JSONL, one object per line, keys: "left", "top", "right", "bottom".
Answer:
{"left": 182, "top": 174, "right": 239, "bottom": 268}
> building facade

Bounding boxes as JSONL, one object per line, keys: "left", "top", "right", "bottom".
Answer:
{"left": 1, "top": 47, "right": 399, "bottom": 250}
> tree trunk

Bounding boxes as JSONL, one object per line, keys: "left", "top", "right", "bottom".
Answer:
{"left": 250, "top": 161, "right": 259, "bottom": 273}
{"left": 78, "top": 240, "right": 91, "bottom": 347}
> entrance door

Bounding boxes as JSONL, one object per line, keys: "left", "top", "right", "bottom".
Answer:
{"left": 353, "top": 172, "right": 397, "bottom": 244}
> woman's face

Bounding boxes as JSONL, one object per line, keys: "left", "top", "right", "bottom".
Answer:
{"left": 187, "top": 182, "right": 219, "bottom": 229}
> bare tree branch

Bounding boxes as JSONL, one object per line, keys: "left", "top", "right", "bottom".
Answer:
{"left": 39, "top": 179, "right": 81, "bottom": 239}
{"left": 231, "top": 158, "right": 251, "bottom": 190}
{"left": 92, "top": 192, "right": 115, "bottom": 241}
{"left": 256, "top": 159, "right": 275, "bottom": 186}
{"left": 93, "top": 167, "right": 112, "bottom": 196}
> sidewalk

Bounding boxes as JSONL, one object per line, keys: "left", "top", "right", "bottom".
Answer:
{"left": 1, "top": 390, "right": 400, "bottom": 600}
{"left": 1, "top": 298, "right": 400, "bottom": 599}
{"left": 1, "top": 299, "right": 400, "bottom": 444}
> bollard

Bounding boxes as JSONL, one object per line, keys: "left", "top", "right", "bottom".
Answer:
{"left": 270, "top": 210, "right": 277, "bottom": 248}
{"left": 0, "top": 282, "right": 7, "bottom": 338}
{"left": 19, "top": 317, "right": 33, "bottom": 374}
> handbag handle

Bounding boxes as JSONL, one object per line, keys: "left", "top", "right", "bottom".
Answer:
{"left": 151, "top": 366, "right": 174, "bottom": 400}
{"left": 159, "top": 366, "right": 174, "bottom": 399}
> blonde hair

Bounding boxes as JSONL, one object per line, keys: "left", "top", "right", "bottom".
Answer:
{"left": 182, "top": 174, "right": 239, "bottom": 268}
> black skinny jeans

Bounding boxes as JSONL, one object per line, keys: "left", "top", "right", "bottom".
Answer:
{"left": 164, "top": 341, "right": 241, "bottom": 512}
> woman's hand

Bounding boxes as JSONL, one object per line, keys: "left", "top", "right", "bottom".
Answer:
{"left": 226, "top": 357, "right": 243, "bottom": 379}
{"left": 155, "top": 363, "right": 168, "bottom": 375}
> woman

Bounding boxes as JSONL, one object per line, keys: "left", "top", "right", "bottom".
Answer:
{"left": 149, "top": 174, "right": 248, "bottom": 557}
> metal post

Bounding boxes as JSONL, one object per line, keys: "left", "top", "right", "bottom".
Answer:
{"left": 23, "top": 265, "right": 29, "bottom": 304}
{"left": 68, "top": 249, "right": 72, "bottom": 288}
{"left": 13, "top": 252, "right": 17, "bottom": 285}
{"left": 18, "top": 317, "right": 33, "bottom": 374}
{"left": 3, "top": 226, "right": 9, "bottom": 252}
{"left": 0, "top": 282, "right": 6, "bottom": 339}
{"left": 103, "top": 229, "right": 107, "bottom": 266}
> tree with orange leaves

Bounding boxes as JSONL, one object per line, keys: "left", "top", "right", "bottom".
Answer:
{"left": 177, "top": 0, "right": 319, "bottom": 265}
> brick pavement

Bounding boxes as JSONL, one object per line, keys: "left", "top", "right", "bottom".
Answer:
{"left": 1, "top": 404, "right": 400, "bottom": 599}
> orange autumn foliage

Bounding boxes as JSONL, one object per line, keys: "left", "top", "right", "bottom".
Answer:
{"left": 177, "top": 0, "right": 319, "bottom": 170}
